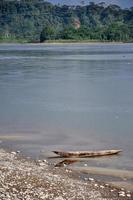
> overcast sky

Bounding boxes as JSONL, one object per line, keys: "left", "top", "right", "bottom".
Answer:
{"left": 48, "top": 0, "right": 133, "bottom": 8}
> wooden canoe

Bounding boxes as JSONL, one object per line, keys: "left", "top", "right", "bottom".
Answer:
{"left": 53, "top": 149, "right": 122, "bottom": 158}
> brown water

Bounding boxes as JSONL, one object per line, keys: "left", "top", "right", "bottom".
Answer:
{"left": 0, "top": 43, "right": 133, "bottom": 187}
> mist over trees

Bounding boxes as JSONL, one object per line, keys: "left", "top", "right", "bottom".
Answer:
{"left": 0, "top": 0, "right": 132, "bottom": 42}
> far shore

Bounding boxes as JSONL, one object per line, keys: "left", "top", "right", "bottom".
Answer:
{"left": 0, "top": 39, "right": 132, "bottom": 45}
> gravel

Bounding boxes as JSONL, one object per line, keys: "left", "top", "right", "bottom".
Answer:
{"left": 0, "top": 149, "right": 132, "bottom": 200}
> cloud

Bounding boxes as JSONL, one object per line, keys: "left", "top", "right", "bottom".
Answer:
{"left": 48, "top": 0, "right": 133, "bottom": 8}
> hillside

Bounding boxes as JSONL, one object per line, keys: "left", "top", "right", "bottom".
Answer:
{"left": 0, "top": 0, "right": 133, "bottom": 42}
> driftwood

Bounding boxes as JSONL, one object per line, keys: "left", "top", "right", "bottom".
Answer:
{"left": 53, "top": 149, "right": 122, "bottom": 158}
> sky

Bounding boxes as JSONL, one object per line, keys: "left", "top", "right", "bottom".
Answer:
{"left": 48, "top": 0, "right": 133, "bottom": 8}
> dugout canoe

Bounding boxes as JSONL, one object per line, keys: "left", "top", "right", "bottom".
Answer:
{"left": 53, "top": 149, "right": 122, "bottom": 158}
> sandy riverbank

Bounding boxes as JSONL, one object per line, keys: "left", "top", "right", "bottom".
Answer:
{"left": 0, "top": 40, "right": 130, "bottom": 45}
{"left": 0, "top": 149, "right": 132, "bottom": 200}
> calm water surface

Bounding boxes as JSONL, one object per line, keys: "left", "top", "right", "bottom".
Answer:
{"left": 0, "top": 43, "right": 133, "bottom": 173}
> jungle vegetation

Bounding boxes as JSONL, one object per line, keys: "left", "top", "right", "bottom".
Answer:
{"left": 0, "top": 0, "right": 133, "bottom": 42}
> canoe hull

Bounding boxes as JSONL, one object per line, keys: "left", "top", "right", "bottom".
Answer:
{"left": 53, "top": 150, "right": 122, "bottom": 158}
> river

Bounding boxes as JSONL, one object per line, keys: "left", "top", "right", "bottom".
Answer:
{"left": 0, "top": 43, "right": 133, "bottom": 187}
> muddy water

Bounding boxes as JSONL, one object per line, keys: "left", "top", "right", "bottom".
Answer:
{"left": 0, "top": 43, "right": 133, "bottom": 189}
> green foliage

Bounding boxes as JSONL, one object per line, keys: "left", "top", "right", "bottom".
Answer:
{"left": 0, "top": 1, "right": 132, "bottom": 42}
{"left": 40, "top": 25, "right": 56, "bottom": 42}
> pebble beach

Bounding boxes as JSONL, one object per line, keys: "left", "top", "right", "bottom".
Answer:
{"left": 0, "top": 149, "right": 132, "bottom": 200}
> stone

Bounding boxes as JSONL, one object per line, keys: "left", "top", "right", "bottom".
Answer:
{"left": 11, "top": 151, "right": 16, "bottom": 155}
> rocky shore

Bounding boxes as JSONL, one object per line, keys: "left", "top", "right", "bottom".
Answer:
{"left": 0, "top": 149, "right": 132, "bottom": 200}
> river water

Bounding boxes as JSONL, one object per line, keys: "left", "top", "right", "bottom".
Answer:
{"left": 0, "top": 43, "right": 133, "bottom": 180}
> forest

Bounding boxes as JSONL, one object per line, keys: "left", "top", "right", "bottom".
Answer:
{"left": 0, "top": 0, "right": 133, "bottom": 42}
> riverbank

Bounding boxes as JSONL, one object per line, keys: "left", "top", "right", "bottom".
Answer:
{"left": 41, "top": 39, "right": 126, "bottom": 44}
{"left": 0, "top": 149, "right": 132, "bottom": 200}
{"left": 0, "top": 39, "right": 132, "bottom": 44}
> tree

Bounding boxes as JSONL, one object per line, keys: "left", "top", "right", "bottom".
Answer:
{"left": 40, "top": 25, "right": 56, "bottom": 42}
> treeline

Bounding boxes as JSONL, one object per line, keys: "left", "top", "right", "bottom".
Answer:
{"left": 0, "top": 0, "right": 133, "bottom": 42}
